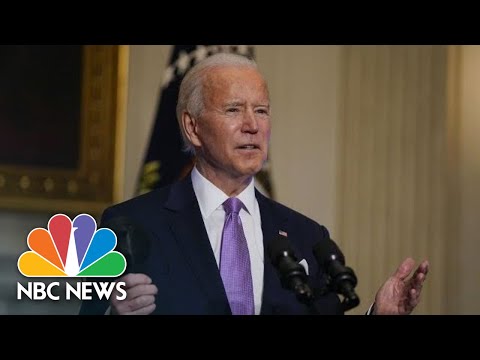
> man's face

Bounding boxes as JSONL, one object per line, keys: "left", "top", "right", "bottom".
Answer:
{"left": 194, "top": 66, "right": 271, "bottom": 181}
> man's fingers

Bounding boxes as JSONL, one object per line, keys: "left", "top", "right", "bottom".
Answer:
{"left": 419, "top": 260, "right": 430, "bottom": 275}
{"left": 412, "top": 260, "right": 429, "bottom": 278}
{"left": 408, "top": 288, "right": 420, "bottom": 309}
{"left": 110, "top": 273, "right": 157, "bottom": 315}
{"left": 111, "top": 283, "right": 157, "bottom": 308}
{"left": 127, "top": 294, "right": 156, "bottom": 310}
{"left": 411, "top": 266, "right": 429, "bottom": 293}
{"left": 128, "top": 303, "right": 157, "bottom": 315}
{"left": 124, "top": 284, "right": 158, "bottom": 300}
{"left": 393, "top": 257, "right": 415, "bottom": 280}
{"left": 120, "top": 273, "right": 153, "bottom": 288}
{"left": 113, "top": 294, "right": 156, "bottom": 314}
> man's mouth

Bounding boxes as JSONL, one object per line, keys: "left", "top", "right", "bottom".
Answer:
{"left": 237, "top": 144, "right": 260, "bottom": 150}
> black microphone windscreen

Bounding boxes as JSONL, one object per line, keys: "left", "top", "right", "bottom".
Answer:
{"left": 267, "top": 234, "right": 315, "bottom": 306}
{"left": 313, "top": 238, "right": 345, "bottom": 267}
{"left": 267, "top": 235, "right": 294, "bottom": 264}
{"left": 102, "top": 216, "right": 151, "bottom": 268}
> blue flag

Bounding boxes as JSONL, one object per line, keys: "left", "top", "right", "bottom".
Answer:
{"left": 137, "top": 45, "right": 274, "bottom": 198}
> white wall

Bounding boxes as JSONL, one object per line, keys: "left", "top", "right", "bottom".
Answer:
{"left": 256, "top": 46, "right": 340, "bottom": 235}
{"left": 336, "top": 46, "right": 452, "bottom": 314}
{"left": 123, "top": 46, "right": 171, "bottom": 200}
{"left": 458, "top": 45, "right": 480, "bottom": 314}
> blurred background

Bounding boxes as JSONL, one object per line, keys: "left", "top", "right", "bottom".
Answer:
{"left": 0, "top": 45, "right": 478, "bottom": 315}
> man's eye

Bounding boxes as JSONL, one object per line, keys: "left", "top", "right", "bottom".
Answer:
{"left": 227, "top": 108, "right": 239, "bottom": 113}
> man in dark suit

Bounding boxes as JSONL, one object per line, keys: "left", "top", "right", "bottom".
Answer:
{"left": 79, "top": 52, "right": 429, "bottom": 315}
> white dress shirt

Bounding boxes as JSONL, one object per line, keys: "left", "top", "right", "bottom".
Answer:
{"left": 191, "top": 166, "right": 264, "bottom": 315}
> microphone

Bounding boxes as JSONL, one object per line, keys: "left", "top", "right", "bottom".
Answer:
{"left": 313, "top": 238, "right": 360, "bottom": 311}
{"left": 267, "top": 233, "right": 314, "bottom": 306}
{"left": 102, "top": 216, "right": 151, "bottom": 274}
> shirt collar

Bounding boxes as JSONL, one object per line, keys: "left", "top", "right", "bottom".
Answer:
{"left": 191, "top": 166, "right": 256, "bottom": 219}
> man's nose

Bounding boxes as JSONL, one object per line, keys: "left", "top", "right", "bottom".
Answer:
{"left": 242, "top": 110, "right": 259, "bottom": 133}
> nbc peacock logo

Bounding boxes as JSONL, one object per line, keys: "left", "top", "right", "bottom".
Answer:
{"left": 18, "top": 213, "right": 126, "bottom": 277}
{"left": 16, "top": 214, "right": 128, "bottom": 301}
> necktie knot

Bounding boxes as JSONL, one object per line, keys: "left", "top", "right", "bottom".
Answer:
{"left": 223, "top": 197, "right": 243, "bottom": 215}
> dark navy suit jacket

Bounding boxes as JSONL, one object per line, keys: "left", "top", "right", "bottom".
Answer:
{"left": 79, "top": 175, "right": 342, "bottom": 315}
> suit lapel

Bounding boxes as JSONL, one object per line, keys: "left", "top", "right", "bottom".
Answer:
{"left": 159, "top": 178, "right": 290, "bottom": 315}
{"left": 256, "top": 190, "right": 288, "bottom": 315}
{"left": 164, "top": 176, "right": 230, "bottom": 314}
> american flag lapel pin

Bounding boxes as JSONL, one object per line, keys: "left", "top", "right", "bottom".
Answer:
{"left": 279, "top": 230, "right": 288, "bottom": 237}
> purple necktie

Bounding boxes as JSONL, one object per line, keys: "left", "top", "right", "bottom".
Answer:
{"left": 220, "top": 197, "right": 255, "bottom": 315}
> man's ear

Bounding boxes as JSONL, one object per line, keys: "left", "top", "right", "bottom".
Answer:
{"left": 182, "top": 112, "right": 201, "bottom": 147}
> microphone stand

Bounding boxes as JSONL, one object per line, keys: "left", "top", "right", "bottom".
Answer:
{"left": 325, "top": 267, "right": 360, "bottom": 312}
{"left": 287, "top": 279, "right": 322, "bottom": 315}
{"left": 307, "top": 271, "right": 360, "bottom": 314}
